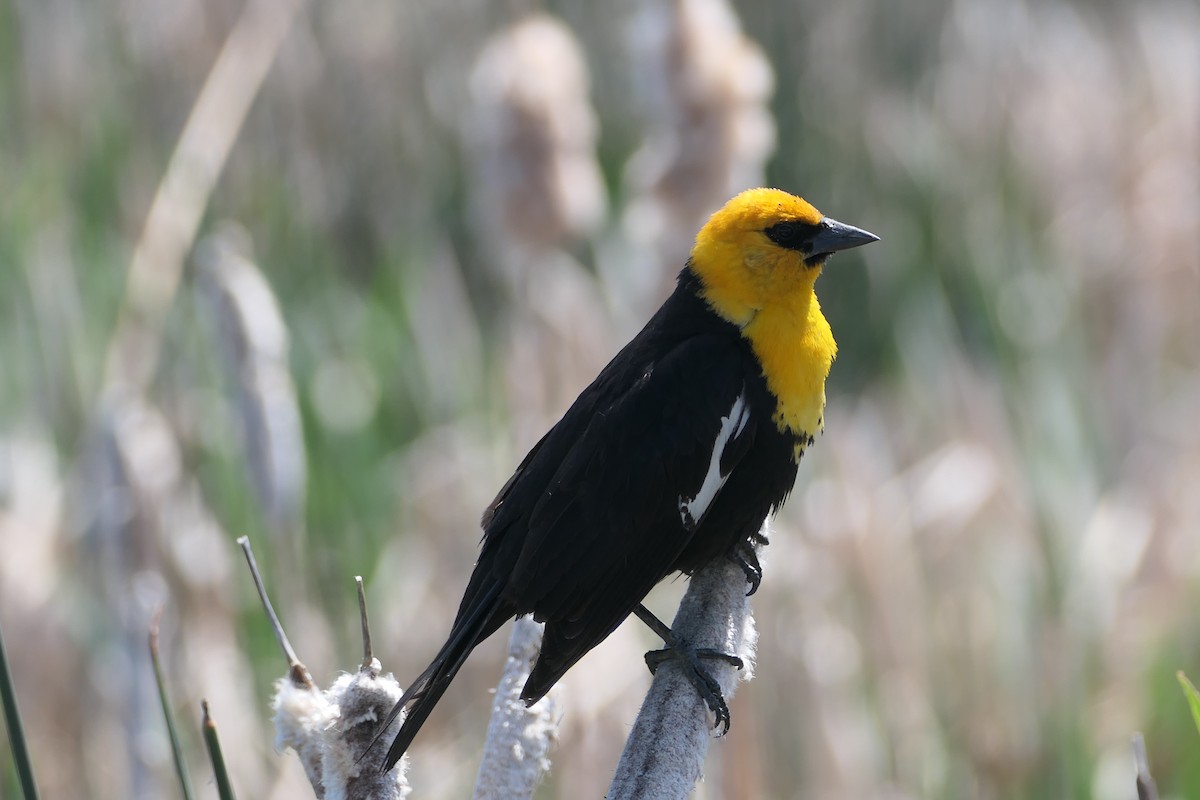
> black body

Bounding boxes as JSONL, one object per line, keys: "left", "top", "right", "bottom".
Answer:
{"left": 384, "top": 266, "right": 804, "bottom": 768}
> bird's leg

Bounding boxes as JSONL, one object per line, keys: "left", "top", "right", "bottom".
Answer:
{"left": 632, "top": 604, "right": 743, "bottom": 733}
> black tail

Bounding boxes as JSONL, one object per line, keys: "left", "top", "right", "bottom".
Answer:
{"left": 382, "top": 582, "right": 509, "bottom": 771}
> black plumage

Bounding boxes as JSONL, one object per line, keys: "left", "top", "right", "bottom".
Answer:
{"left": 382, "top": 266, "right": 803, "bottom": 769}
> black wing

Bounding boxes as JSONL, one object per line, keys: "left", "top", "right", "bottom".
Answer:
{"left": 506, "top": 334, "right": 757, "bottom": 699}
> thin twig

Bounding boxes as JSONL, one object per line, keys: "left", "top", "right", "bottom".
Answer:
{"left": 149, "top": 609, "right": 196, "bottom": 800}
{"left": 356, "top": 576, "right": 373, "bottom": 670}
{"left": 0, "top": 621, "right": 40, "bottom": 800}
{"left": 201, "top": 700, "right": 237, "bottom": 800}
{"left": 236, "top": 536, "right": 312, "bottom": 688}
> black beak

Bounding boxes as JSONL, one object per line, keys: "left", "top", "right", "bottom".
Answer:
{"left": 810, "top": 217, "right": 879, "bottom": 258}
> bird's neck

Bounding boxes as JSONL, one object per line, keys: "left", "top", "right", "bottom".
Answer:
{"left": 741, "top": 287, "right": 836, "bottom": 447}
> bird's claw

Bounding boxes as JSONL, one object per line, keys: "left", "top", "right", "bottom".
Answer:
{"left": 643, "top": 645, "right": 743, "bottom": 734}
{"left": 730, "top": 539, "right": 763, "bottom": 595}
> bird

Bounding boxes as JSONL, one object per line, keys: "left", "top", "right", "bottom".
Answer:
{"left": 381, "top": 187, "right": 877, "bottom": 770}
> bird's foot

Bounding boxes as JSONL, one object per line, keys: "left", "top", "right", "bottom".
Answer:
{"left": 633, "top": 603, "right": 743, "bottom": 734}
{"left": 642, "top": 644, "right": 742, "bottom": 734}
{"left": 729, "top": 539, "right": 763, "bottom": 595}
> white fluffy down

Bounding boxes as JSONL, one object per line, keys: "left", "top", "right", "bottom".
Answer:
{"left": 321, "top": 664, "right": 410, "bottom": 800}
{"left": 271, "top": 662, "right": 410, "bottom": 800}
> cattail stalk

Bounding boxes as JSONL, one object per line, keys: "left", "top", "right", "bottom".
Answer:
{"left": 472, "top": 617, "right": 560, "bottom": 799}
{"left": 615, "top": 0, "right": 776, "bottom": 308}
{"left": 102, "top": 0, "right": 300, "bottom": 396}
{"left": 608, "top": 545, "right": 758, "bottom": 799}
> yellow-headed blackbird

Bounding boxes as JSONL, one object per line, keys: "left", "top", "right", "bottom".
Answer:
{"left": 383, "top": 188, "right": 877, "bottom": 769}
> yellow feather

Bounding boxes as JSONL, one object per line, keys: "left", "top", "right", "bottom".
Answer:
{"left": 688, "top": 188, "right": 838, "bottom": 451}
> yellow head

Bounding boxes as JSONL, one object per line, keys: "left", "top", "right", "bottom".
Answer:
{"left": 689, "top": 188, "right": 877, "bottom": 327}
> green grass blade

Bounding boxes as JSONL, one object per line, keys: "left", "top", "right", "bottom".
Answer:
{"left": 200, "top": 701, "right": 237, "bottom": 800}
{"left": 1177, "top": 671, "right": 1200, "bottom": 738}
{"left": 150, "top": 617, "right": 196, "bottom": 800}
{"left": 0, "top": 622, "right": 40, "bottom": 800}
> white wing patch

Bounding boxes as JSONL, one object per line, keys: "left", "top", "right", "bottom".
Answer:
{"left": 678, "top": 392, "right": 751, "bottom": 531}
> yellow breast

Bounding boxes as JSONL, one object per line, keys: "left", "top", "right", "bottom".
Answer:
{"left": 683, "top": 187, "right": 844, "bottom": 457}
{"left": 742, "top": 291, "right": 836, "bottom": 454}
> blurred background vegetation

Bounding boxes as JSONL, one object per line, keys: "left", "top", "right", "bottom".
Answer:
{"left": 1, "top": 0, "right": 1198, "bottom": 797}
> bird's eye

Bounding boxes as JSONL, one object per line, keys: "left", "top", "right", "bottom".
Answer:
{"left": 764, "top": 220, "right": 817, "bottom": 252}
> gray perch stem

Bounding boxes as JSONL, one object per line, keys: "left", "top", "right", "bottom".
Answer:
{"left": 608, "top": 546, "right": 759, "bottom": 800}
{"left": 1133, "top": 732, "right": 1158, "bottom": 800}
{"left": 472, "top": 616, "right": 560, "bottom": 800}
